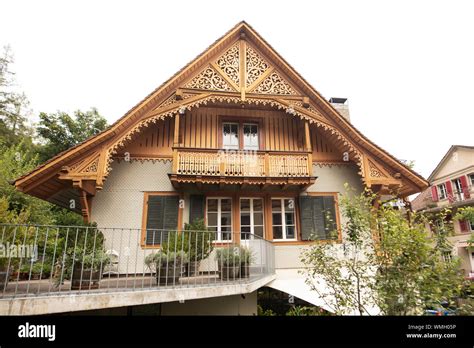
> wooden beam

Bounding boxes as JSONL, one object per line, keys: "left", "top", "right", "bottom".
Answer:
{"left": 173, "top": 113, "right": 181, "bottom": 147}
{"left": 304, "top": 121, "right": 312, "bottom": 152}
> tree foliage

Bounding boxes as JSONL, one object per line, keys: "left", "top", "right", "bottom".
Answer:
{"left": 301, "top": 185, "right": 467, "bottom": 315}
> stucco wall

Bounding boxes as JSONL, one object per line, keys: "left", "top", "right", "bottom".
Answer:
{"left": 91, "top": 160, "right": 176, "bottom": 273}
{"left": 434, "top": 147, "right": 474, "bottom": 182}
{"left": 274, "top": 163, "right": 363, "bottom": 270}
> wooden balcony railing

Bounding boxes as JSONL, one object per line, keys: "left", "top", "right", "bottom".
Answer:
{"left": 172, "top": 149, "right": 312, "bottom": 178}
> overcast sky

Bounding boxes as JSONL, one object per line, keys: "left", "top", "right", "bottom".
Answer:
{"left": 1, "top": 0, "right": 473, "bottom": 179}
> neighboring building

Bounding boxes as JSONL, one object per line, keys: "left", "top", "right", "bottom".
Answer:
{"left": 412, "top": 145, "right": 474, "bottom": 279}
{"left": 3, "top": 22, "right": 427, "bottom": 315}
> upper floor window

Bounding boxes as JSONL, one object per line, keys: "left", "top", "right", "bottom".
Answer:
{"left": 437, "top": 183, "right": 447, "bottom": 200}
{"left": 452, "top": 178, "right": 463, "bottom": 193}
{"left": 222, "top": 121, "right": 260, "bottom": 150}
{"left": 222, "top": 123, "right": 239, "bottom": 150}
{"left": 470, "top": 174, "right": 474, "bottom": 186}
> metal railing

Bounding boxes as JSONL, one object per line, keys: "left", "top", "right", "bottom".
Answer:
{"left": 0, "top": 224, "right": 275, "bottom": 299}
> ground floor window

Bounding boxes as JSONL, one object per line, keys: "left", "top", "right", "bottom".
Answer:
{"left": 240, "top": 198, "right": 264, "bottom": 240}
{"left": 271, "top": 198, "right": 296, "bottom": 241}
{"left": 142, "top": 193, "right": 180, "bottom": 246}
{"left": 206, "top": 197, "right": 232, "bottom": 241}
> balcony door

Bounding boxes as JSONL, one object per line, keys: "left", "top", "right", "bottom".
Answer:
{"left": 222, "top": 121, "right": 260, "bottom": 151}
{"left": 240, "top": 198, "right": 264, "bottom": 240}
{"left": 452, "top": 178, "right": 464, "bottom": 201}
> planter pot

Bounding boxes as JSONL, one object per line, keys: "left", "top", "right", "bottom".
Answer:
{"left": 219, "top": 265, "right": 240, "bottom": 280}
{"left": 240, "top": 264, "right": 250, "bottom": 278}
{"left": 185, "top": 261, "right": 200, "bottom": 277}
{"left": 0, "top": 269, "right": 9, "bottom": 290}
{"left": 157, "top": 263, "right": 183, "bottom": 286}
{"left": 71, "top": 264, "right": 101, "bottom": 290}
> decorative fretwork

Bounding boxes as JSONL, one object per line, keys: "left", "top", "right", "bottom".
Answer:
{"left": 252, "top": 72, "right": 296, "bottom": 95}
{"left": 368, "top": 160, "right": 387, "bottom": 178}
{"left": 158, "top": 94, "right": 177, "bottom": 108}
{"left": 246, "top": 46, "right": 269, "bottom": 86}
{"left": 83, "top": 158, "right": 99, "bottom": 173}
{"left": 216, "top": 44, "right": 240, "bottom": 86}
{"left": 185, "top": 66, "right": 235, "bottom": 91}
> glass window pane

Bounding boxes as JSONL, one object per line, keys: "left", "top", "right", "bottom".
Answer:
{"left": 284, "top": 199, "right": 295, "bottom": 211}
{"left": 241, "top": 226, "right": 251, "bottom": 240}
{"left": 272, "top": 212, "right": 282, "bottom": 225}
{"left": 207, "top": 199, "right": 218, "bottom": 212}
{"left": 207, "top": 212, "right": 218, "bottom": 227}
{"left": 254, "top": 212, "right": 263, "bottom": 226}
{"left": 221, "top": 199, "right": 232, "bottom": 212}
{"left": 221, "top": 226, "right": 232, "bottom": 240}
{"left": 253, "top": 199, "right": 263, "bottom": 211}
{"left": 240, "top": 199, "right": 250, "bottom": 211}
{"left": 286, "top": 226, "right": 295, "bottom": 239}
{"left": 273, "top": 226, "right": 283, "bottom": 239}
{"left": 272, "top": 199, "right": 281, "bottom": 211}
{"left": 221, "top": 213, "right": 232, "bottom": 226}
{"left": 241, "top": 213, "right": 250, "bottom": 226}
{"left": 285, "top": 212, "right": 294, "bottom": 225}
{"left": 254, "top": 226, "right": 264, "bottom": 238}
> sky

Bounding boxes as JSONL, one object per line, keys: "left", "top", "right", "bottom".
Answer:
{"left": 1, "top": 0, "right": 473, "bottom": 179}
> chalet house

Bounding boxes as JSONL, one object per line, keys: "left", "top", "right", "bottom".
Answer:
{"left": 412, "top": 145, "right": 474, "bottom": 279}
{"left": 3, "top": 22, "right": 427, "bottom": 315}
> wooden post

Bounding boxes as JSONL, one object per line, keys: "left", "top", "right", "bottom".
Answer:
{"left": 172, "top": 149, "right": 179, "bottom": 174}
{"left": 173, "top": 113, "right": 181, "bottom": 147}
{"left": 304, "top": 121, "right": 312, "bottom": 176}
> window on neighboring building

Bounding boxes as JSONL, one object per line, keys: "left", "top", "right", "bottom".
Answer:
{"left": 453, "top": 178, "right": 463, "bottom": 198}
{"left": 470, "top": 174, "right": 474, "bottom": 186}
{"left": 271, "top": 198, "right": 296, "bottom": 241}
{"left": 442, "top": 251, "right": 452, "bottom": 263}
{"left": 206, "top": 198, "right": 232, "bottom": 241}
{"left": 142, "top": 193, "right": 180, "bottom": 246}
{"left": 437, "top": 183, "right": 447, "bottom": 200}
{"left": 222, "top": 123, "right": 239, "bottom": 150}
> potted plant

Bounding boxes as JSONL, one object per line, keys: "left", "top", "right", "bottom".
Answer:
{"left": 70, "top": 248, "right": 110, "bottom": 290}
{"left": 239, "top": 246, "right": 254, "bottom": 278}
{"left": 145, "top": 250, "right": 188, "bottom": 286}
{"left": 0, "top": 258, "right": 10, "bottom": 290}
{"left": 215, "top": 247, "right": 241, "bottom": 280}
{"left": 160, "top": 220, "right": 214, "bottom": 277}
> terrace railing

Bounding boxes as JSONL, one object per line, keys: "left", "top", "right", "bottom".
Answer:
{"left": 0, "top": 224, "right": 275, "bottom": 299}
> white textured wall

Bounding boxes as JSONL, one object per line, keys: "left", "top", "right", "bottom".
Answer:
{"left": 91, "top": 160, "right": 176, "bottom": 273}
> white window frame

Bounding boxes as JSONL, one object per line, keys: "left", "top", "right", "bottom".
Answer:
{"left": 469, "top": 174, "right": 474, "bottom": 186}
{"left": 206, "top": 197, "right": 233, "bottom": 242}
{"left": 222, "top": 122, "right": 239, "bottom": 150}
{"left": 242, "top": 123, "right": 259, "bottom": 151}
{"left": 239, "top": 197, "right": 265, "bottom": 240}
{"left": 271, "top": 198, "right": 297, "bottom": 241}
{"left": 452, "top": 178, "right": 464, "bottom": 201}
{"left": 437, "top": 183, "right": 447, "bottom": 200}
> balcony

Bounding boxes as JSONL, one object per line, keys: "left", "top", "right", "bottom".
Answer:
{"left": 170, "top": 148, "right": 315, "bottom": 188}
{"left": 0, "top": 224, "right": 275, "bottom": 315}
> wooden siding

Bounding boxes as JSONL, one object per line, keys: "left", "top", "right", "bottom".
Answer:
{"left": 120, "top": 118, "right": 174, "bottom": 157}
{"left": 120, "top": 107, "right": 341, "bottom": 161}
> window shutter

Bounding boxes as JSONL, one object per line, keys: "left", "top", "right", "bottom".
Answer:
{"left": 460, "top": 176, "right": 471, "bottom": 199}
{"left": 145, "top": 195, "right": 179, "bottom": 245}
{"left": 189, "top": 194, "right": 205, "bottom": 223}
{"left": 323, "top": 196, "right": 338, "bottom": 240}
{"left": 431, "top": 186, "right": 439, "bottom": 202}
{"left": 446, "top": 181, "right": 454, "bottom": 203}
{"left": 145, "top": 195, "right": 165, "bottom": 245}
{"left": 299, "top": 196, "right": 315, "bottom": 241}
{"left": 299, "top": 196, "right": 337, "bottom": 240}
{"left": 459, "top": 220, "right": 469, "bottom": 233}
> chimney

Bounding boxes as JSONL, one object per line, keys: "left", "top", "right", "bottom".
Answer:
{"left": 329, "top": 97, "right": 350, "bottom": 122}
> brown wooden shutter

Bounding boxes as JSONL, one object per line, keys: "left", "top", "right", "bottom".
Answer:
{"left": 189, "top": 195, "right": 205, "bottom": 223}
{"left": 323, "top": 196, "right": 338, "bottom": 240}
{"left": 299, "top": 196, "right": 315, "bottom": 240}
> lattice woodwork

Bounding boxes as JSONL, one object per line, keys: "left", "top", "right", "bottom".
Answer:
{"left": 368, "top": 159, "right": 388, "bottom": 178}
{"left": 246, "top": 46, "right": 270, "bottom": 86}
{"left": 185, "top": 66, "right": 235, "bottom": 91}
{"left": 252, "top": 71, "right": 297, "bottom": 95}
{"left": 216, "top": 44, "right": 240, "bottom": 86}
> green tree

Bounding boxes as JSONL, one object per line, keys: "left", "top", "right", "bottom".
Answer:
{"left": 301, "top": 185, "right": 466, "bottom": 315}
{"left": 37, "top": 108, "right": 108, "bottom": 161}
